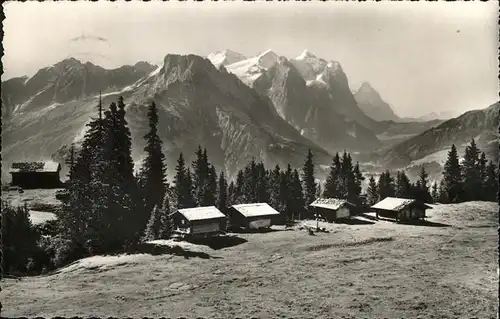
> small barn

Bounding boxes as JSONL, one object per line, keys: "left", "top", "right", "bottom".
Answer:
{"left": 228, "top": 203, "right": 281, "bottom": 230}
{"left": 9, "top": 161, "right": 62, "bottom": 189}
{"left": 172, "top": 206, "right": 226, "bottom": 239}
{"left": 371, "top": 197, "right": 432, "bottom": 222}
{"left": 309, "top": 198, "right": 356, "bottom": 222}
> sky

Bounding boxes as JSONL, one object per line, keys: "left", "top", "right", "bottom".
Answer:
{"left": 3, "top": 1, "right": 498, "bottom": 118}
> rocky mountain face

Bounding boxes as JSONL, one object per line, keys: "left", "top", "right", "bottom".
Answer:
{"left": 354, "top": 82, "right": 401, "bottom": 122}
{"left": 378, "top": 102, "right": 500, "bottom": 168}
{"left": 2, "top": 55, "right": 332, "bottom": 181}
{"left": 2, "top": 58, "right": 157, "bottom": 122}
{"left": 211, "top": 49, "right": 382, "bottom": 153}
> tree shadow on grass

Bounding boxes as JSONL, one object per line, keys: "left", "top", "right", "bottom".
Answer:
{"left": 187, "top": 235, "right": 248, "bottom": 250}
{"left": 397, "top": 220, "right": 451, "bottom": 227}
{"left": 232, "top": 227, "right": 285, "bottom": 234}
{"left": 127, "top": 242, "right": 222, "bottom": 259}
{"left": 335, "top": 217, "right": 375, "bottom": 225}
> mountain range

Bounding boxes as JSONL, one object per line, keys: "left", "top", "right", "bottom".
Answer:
{"left": 2, "top": 49, "right": 495, "bottom": 183}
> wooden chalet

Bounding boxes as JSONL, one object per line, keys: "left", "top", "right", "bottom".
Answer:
{"left": 371, "top": 197, "right": 432, "bottom": 222}
{"left": 9, "top": 161, "right": 62, "bottom": 189}
{"left": 309, "top": 198, "right": 356, "bottom": 222}
{"left": 172, "top": 206, "right": 226, "bottom": 239}
{"left": 228, "top": 203, "right": 280, "bottom": 230}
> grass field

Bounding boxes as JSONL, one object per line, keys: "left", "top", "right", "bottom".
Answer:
{"left": 1, "top": 201, "right": 498, "bottom": 318}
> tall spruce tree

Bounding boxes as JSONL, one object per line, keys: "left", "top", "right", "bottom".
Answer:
{"left": 350, "top": 162, "right": 364, "bottom": 204}
{"left": 324, "top": 153, "right": 341, "bottom": 198}
{"left": 462, "top": 139, "right": 481, "bottom": 201}
{"left": 203, "top": 164, "right": 218, "bottom": 206}
{"left": 280, "top": 164, "right": 293, "bottom": 222}
{"left": 302, "top": 149, "right": 317, "bottom": 218}
{"left": 269, "top": 165, "right": 282, "bottom": 211}
{"left": 256, "top": 162, "right": 270, "bottom": 203}
{"left": 478, "top": 152, "right": 487, "bottom": 200}
{"left": 234, "top": 169, "right": 245, "bottom": 204}
{"left": 290, "top": 169, "right": 306, "bottom": 220}
{"left": 65, "top": 143, "right": 77, "bottom": 181}
{"left": 158, "top": 194, "right": 173, "bottom": 239}
{"left": 217, "top": 171, "right": 228, "bottom": 212}
{"left": 138, "top": 101, "right": 167, "bottom": 214}
{"left": 485, "top": 161, "right": 499, "bottom": 202}
{"left": 442, "top": 144, "right": 464, "bottom": 203}
{"left": 378, "top": 171, "right": 395, "bottom": 200}
{"left": 431, "top": 182, "right": 439, "bottom": 203}
{"left": 366, "top": 175, "right": 379, "bottom": 205}
{"left": 395, "top": 171, "right": 411, "bottom": 198}
{"left": 416, "top": 166, "right": 432, "bottom": 203}
{"left": 227, "top": 180, "right": 236, "bottom": 207}
{"left": 174, "top": 153, "right": 194, "bottom": 208}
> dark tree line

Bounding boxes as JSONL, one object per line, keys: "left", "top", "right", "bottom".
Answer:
{"left": 438, "top": 140, "right": 498, "bottom": 203}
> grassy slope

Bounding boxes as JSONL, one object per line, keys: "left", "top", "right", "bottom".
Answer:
{"left": 1, "top": 202, "right": 498, "bottom": 318}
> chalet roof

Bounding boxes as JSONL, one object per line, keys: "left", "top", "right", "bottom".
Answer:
{"left": 9, "top": 161, "right": 61, "bottom": 173}
{"left": 371, "top": 197, "right": 432, "bottom": 211}
{"left": 177, "top": 206, "right": 226, "bottom": 222}
{"left": 231, "top": 203, "right": 281, "bottom": 218}
{"left": 309, "top": 198, "right": 354, "bottom": 210}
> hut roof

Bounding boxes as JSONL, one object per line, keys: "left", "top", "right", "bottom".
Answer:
{"left": 177, "top": 206, "right": 226, "bottom": 222}
{"left": 309, "top": 198, "right": 354, "bottom": 210}
{"left": 371, "top": 197, "right": 432, "bottom": 211}
{"left": 231, "top": 203, "right": 280, "bottom": 218}
{"left": 9, "top": 161, "right": 61, "bottom": 173}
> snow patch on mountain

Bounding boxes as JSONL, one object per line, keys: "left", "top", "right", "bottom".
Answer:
{"left": 207, "top": 50, "right": 247, "bottom": 69}
{"left": 225, "top": 49, "right": 280, "bottom": 86}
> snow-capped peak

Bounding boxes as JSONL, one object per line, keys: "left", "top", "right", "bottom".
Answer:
{"left": 256, "top": 49, "right": 279, "bottom": 69}
{"left": 296, "top": 49, "right": 317, "bottom": 60}
{"left": 207, "top": 49, "right": 247, "bottom": 69}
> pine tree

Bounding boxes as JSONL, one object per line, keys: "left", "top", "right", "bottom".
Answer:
{"left": 485, "top": 161, "right": 499, "bottom": 202}
{"left": 192, "top": 146, "right": 207, "bottom": 206}
{"left": 350, "top": 162, "right": 364, "bottom": 204}
{"left": 174, "top": 153, "right": 194, "bottom": 209}
{"left": 138, "top": 101, "right": 167, "bottom": 214}
{"left": 65, "top": 143, "right": 77, "bottom": 181}
{"left": 339, "top": 151, "right": 354, "bottom": 199}
{"left": 395, "top": 171, "right": 411, "bottom": 198}
{"left": 366, "top": 175, "right": 379, "bottom": 206}
{"left": 378, "top": 170, "right": 395, "bottom": 200}
{"left": 431, "top": 182, "right": 439, "bottom": 203}
{"left": 269, "top": 165, "right": 282, "bottom": 211}
{"left": 143, "top": 205, "right": 162, "bottom": 241}
{"left": 416, "top": 166, "right": 432, "bottom": 203}
{"left": 324, "top": 153, "right": 341, "bottom": 198}
{"left": 478, "top": 152, "right": 487, "bottom": 200}
{"left": 280, "top": 164, "right": 293, "bottom": 222}
{"left": 462, "top": 139, "right": 481, "bottom": 201}
{"left": 203, "top": 164, "right": 218, "bottom": 206}
{"left": 290, "top": 169, "right": 306, "bottom": 220}
{"left": 217, "top": 171, "right": 228, "bottom": 213}
{"left": 256, "top": 162, "right": 270, "bottom": 203}
{"left": 234, "top": 169, "right": 245, "bottom": 204}
{"left": 158, "top": 194, "right": 173, "bottom": 239}
{"left": 442, "top": 144, "right": 464, "bottom": 203}
{"left": 302, "top": 149, "right": 317, "bottom": 218}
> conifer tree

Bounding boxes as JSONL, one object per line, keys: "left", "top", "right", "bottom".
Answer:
{"left": 138, "top": 101, "right": 167, "bottom": 214}
{"left": 431, "top": 182, "right": 439, "bottom": 203}
{"left": 395, "top": 171, "right": 411, "bottom": 198}
{"left": 280, "top": 164, "right": 293, "bottom": 221}
{"left": 290, "top": 169, "right": 306, "bottom": 220}
{"left": 416, "top": 166, "right": 432, "bottom": 203}
{"left": 192, "top": 146, "right": 207, "bottom": 206}
{"left": 217, "top": 171, "right": 228, "bottom": 212}
{"left": 366, "top": 175, "right": 379, "bottom": 206}
{"left": 378, "top": 170, "right": 395, "bottom": 200}
{"left": 227, "top": 180, "right": 236, "bottom": 207}
{"left": 158, "top": 195, "right": 173, "bottom": 239}
{"left": 442, "top": 144, "right": 464, "bottom": 203}
{"left": 174, "top": 153, "right": 194, "bottom": 208}
{"left": 203, "top": 164, "right": 218, "bottom": 206}
{"left": 302, "top": 149, "right": 317, "bottom": 218}
{"left": 65, "top": 143, "right": 77, "bottom": 181}
{"left": 143, "top": 205, "right": 162, "bottom": 241}
{"left": 485, "top": 161, "right": 499, "bottom": 201}
{"left": 256, "top": 162, "right": 270, "bottom": 203}
{"left": 269, "top": 165, "right": 282, "bottom": 211}
{"left": 234, "top": 169, "right": 245, "bottom": 204}
{"left": 462, "top": 139, "right": 481, "bottom": 201}
{"left": 350, "top": 162, "right": 364, "bottom": 204}
{"left": 324, "top": 153, "right": 341, "bottom": 198}
{"left": 478, "top": 152, "right": 487, "bottom": 200}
